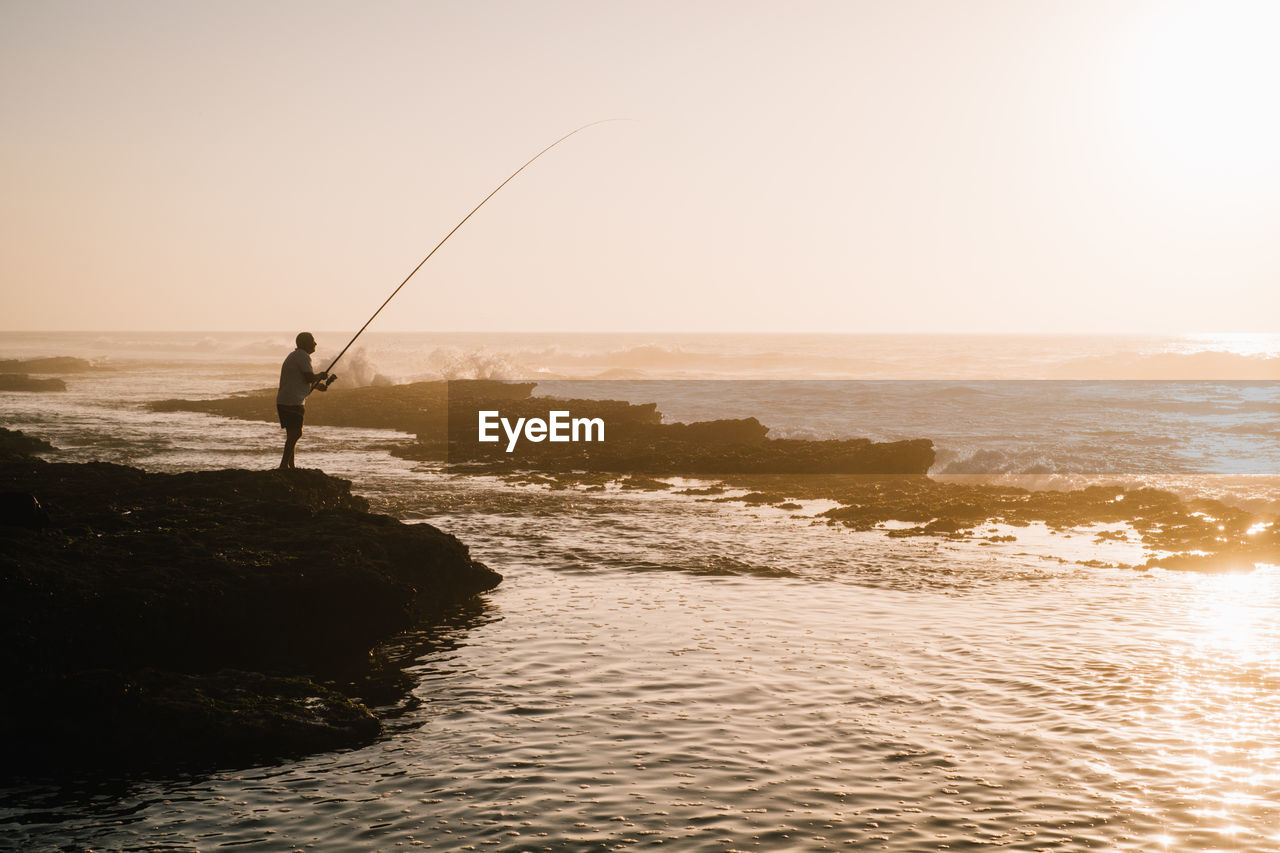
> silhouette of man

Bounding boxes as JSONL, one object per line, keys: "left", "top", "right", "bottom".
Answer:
{"left": 277, "top": 332, "right": 332, "bottom": 469}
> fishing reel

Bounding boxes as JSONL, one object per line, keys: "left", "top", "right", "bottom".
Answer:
{"left": 312, "top": 373, "right": 338, "bottom": 391}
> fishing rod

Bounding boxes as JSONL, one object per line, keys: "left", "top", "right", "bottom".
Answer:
{"left": 317, "top": 119, "right": 621, "bottom": 386}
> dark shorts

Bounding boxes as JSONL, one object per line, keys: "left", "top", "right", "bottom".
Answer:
{"left": 277, "top": 404, "right": 305, "bottom": 433}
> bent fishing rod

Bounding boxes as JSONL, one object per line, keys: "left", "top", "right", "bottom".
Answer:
{"left": 316, "top": 119, "right": 621, "bottom": 386}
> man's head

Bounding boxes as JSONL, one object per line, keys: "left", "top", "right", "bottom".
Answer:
{"left": 296, "top": 332, "right": 317, "bottom": 353}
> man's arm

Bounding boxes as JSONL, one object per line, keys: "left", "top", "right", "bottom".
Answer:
{"left": 292, "top": 353, "right": 331, "bottom": 391}
{"left": 297, "top": 353, "right": 328, "bottom": 385}
{"left": 305, "top": 369, "right": 331, "bottom": 391}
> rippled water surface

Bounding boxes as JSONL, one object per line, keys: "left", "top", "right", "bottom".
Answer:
{"left": 5, "top": 480, "right": 1279, "bottom": 851}
{"left": 2, "top": 334, "right": 1279, "bottom": 850}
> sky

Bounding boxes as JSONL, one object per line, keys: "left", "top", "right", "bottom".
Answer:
{"left": 2, "top": 0, "right": 1279, "bottom": 334}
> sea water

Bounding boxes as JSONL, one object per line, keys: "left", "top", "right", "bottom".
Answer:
{"left": 1, "top": 332, "right": 1278, "bottom": 851}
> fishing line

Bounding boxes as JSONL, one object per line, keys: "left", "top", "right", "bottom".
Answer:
{"left": 319, "top": 119, "right": 623, "bottom": 382}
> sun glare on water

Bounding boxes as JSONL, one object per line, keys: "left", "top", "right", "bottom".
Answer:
{"left": 1191, "top": 566, "right": 1276, "bottom": 658}
{"left": 1138, "top": 566, "right": 1280, "bottom": 843}
{"left": 1176, "top": 333, "right": 1280, "bottom": 357}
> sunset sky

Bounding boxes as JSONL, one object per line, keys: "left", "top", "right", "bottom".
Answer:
{"left": 3, "top": 0, "right": 1278, "bottom": 333}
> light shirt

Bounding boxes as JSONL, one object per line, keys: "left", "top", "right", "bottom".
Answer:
{"left": 277, "top": 348, "right": 316, "bottom": 406}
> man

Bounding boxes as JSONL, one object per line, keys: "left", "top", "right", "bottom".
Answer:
{"left": 276, "top": 331, "right": 333, "bottom": 470}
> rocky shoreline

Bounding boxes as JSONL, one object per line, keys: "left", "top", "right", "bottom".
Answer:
{"left": 706, "top": 474, "right": 1280, "bottom": 572}
{"left": 148, "top": 381, "right": 1280, "bottom": 571}
{"left": 0, "top": 356, "right": 99, "bottom": 392}
{"left": 153, "top": 379, "right": 937, "bottom": 475}
{"left": 0, "top": 429, "right": 501, "bottom": 774}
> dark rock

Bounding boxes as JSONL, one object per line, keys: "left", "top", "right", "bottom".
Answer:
{"left": 0, "top": 427, "right": 56, "bottom": 461}
{"left": 0, "top": 491, "right": 48, "bottom": 528}
{"left": 0, "top": 356, "right": 97, "bottom": 373}
{"left": 713, "top": 474, "right": 1279, "bottom": 570}
{"left": 152, "top": 379, "right": 454, "bottom": 435}
{"left": 0, "top": 453, "right": 501, "bottom": 773}
{"left": 677, "top": 486, "right": 726, "bottom": 496}
{"left": 662, "top": 417, "right": 769, "bottom": 444}
{"left": 0, "top": 374, "right": 67, "bottom": 392}
{"left": 151, "top": 380, "right": 935, "bottom": 475}
{"left": 619, "top": 475, "right": 673, "bottom": 491}
{"left": 923, "top": 516, "right": 969, "bottom": 533}
{"left": 7, "top": 668, "right": 381, "bottom": 771}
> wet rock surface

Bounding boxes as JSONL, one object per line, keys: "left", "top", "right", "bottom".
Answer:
{"left": 0, "top": 446, "right": 501, "bottom": 774}
{"left": 712, "top": 474, "right": 1280, "bottom": 572}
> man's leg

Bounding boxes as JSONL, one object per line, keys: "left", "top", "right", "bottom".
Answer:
{"left": 281, "top": 427, "right": 301, "bottom": 469}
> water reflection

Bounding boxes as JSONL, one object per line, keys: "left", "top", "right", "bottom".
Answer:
{"left": 1191, "top": 566, "right": 1276, "bottom": 659}
{"left": 1148, "top": 566, "right": 1280, "bottom": 847}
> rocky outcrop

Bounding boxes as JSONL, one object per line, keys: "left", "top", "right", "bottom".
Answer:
{"left": 0, "top": 454, "right": 501, "bottom": 773}
{"left": 706, "top": 474, "right": 1280, "bottom": 572}
{"left": 153, "top": 380, "right": 936, "bottom": 475}
{"left": 152, "top": 380, "right": 453, "bottom": 434}
{"left": 0, "top": 356, "right": 98, "bottom": 390}
{"left": 0, "top": 356, "right": 98, "bottom": 373}
{"left": 0, "top": 374, "right": 67, "bottom": 391}
{"left": 0, "top": 426, "right": 55, "bottom": 460}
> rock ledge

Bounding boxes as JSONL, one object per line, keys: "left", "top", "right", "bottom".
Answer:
{"left": 0, "top": 445, "right": 500, "bottom": 773}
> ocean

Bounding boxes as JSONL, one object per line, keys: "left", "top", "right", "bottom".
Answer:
{"left": 1, "top": 331, "right": 1278, "bottom": 851}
